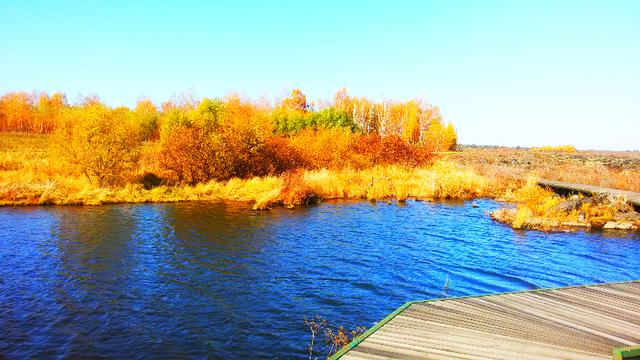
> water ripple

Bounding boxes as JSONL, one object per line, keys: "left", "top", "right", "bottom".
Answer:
{"left": 0, "top": 200, "right": 638, "bottom": 358}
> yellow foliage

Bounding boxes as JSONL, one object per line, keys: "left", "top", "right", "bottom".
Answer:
{"left": 289, "top": 128, "right": 356, "bottom": 169}
{"left": 423, "top": 120, "right": 456, "bottom": 152}
{"left": 531, "top": 145, "right": 576, "bottom": 152}
{"left": 51, "top": 105, "right": 142, "bottom": 186}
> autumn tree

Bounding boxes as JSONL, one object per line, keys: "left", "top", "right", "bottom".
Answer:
{"left": 160, "top": 95, "right": 278, "bottom": 182}
{"left": 0, "top": 92, "right": 34, "bottom": 132}
{"left": 280, "top": 89, "right": 309, "bottom": 112}
{"left": 289, "top": 128, "right": 356, "bottom": 169}
{"left": 423, "top": 120, "right": 457, "bottom": 152}
{"left": 133, "top": 99, "right": 159, "bottom": 140}
{"left": 213, "top": 95, "right": 274, "bottom": 178}
{"left": 159, "top": 99, "right": 223, "bottom": 183}
{"left": 52, "top": 104, "right": 142, "bottom": 186}
{"left": 36, "top": 92, "right": 67, "bottom": 133}
{"left": 341, "top": 94, "right": 379, "bottom": 134}
{"left": 191, "top": 97, "right": 224, "bottom": 133}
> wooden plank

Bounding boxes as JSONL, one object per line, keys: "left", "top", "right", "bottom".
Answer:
{"left": 374, "top": 323, "right": 605, "bottom": 360}
{"left": 537, "top": 179, "right": 640, "bottom": 207}
{"left": 334, "top": 281, "right": 640, "bottom": 360}
{"left": 409, "top": 298, "right": 621, "bottom": 352}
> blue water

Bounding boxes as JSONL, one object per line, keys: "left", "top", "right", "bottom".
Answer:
{"left": 1, "top": 199, "right": 639, "bottom": 359}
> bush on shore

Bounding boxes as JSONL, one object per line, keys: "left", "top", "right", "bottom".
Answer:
{"left": 51, "top": 104, "right": 141, "bottom": 187}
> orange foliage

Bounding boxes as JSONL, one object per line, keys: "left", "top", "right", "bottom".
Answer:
{"left": 1, "top": 89, "right": 456, "bottom": 186}
{"left": 423, "top": 120, "right": 457, "bottom": 151}
{"left": 263, "top": 136, "right": 306, "bottom": 173}
{"left": 160, "top": 126, "right": 217, "bottom": 184}
{"left": 160, "top": 96, "right": 286, "bottom": 183}
{"left": 289, "top": 128, "right": 356, "bottom": 169}
{"left": 279, "top": 89, "right": 309, "bottom": 112}
{"left": 353, "top": 134, "right": 432, "bottom": 167}
{"left": 278, "top": 169, "right": 320, "bottom": 207}
{"left": 0, "top": 92, "right": 35, "bottom": 133}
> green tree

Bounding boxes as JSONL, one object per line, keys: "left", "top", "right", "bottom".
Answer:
{"left": 133, "top": 99, "right": 159, "bottom": 140}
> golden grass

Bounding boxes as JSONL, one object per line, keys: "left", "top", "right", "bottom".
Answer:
{"left": 492, "top": 177, "right": 639, "bottom": 231}
{"left": 531, "top": 145, "right": 576, "bottom": 152}
{"left": 0, "top": 134, "right": 493, "bottom": 207}
{"left": 0, "top": 162, "right": 493, "bottom": 207}
{"left": 1, "top": 133, "right": 638, "bottom": 232}
{"left": 303, "top": 162, "right": 492, "bottom": 201}
{"left": 0, "top": 174, "right": 284, "bottom": 206}
{"left": 448, "top": 147, "right": 640, "bottom": 192}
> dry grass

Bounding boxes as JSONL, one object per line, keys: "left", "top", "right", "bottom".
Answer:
{"left": 491, "top": 177, "right": 639, "bottom": 231}
{"left": 0, "top": 133, "right": 493, "bottom": 207}
{"left": 448, "top": 147, "right": 640, "bottom": 192}
{"left": 2, "top": 134, "right": 638, "bottom": 232}
{"left": 531, "top": 145, "right": 576, "bottom": 152}
{"left": 303, "top": 161, "right": 492, "bottom": 201}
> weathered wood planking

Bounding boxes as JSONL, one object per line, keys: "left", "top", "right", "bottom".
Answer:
{"left": 332, "top": 281, "right": 640, "bottom": 360}
{"left": 538, "top": 179, "right": 640, "bottom": 208}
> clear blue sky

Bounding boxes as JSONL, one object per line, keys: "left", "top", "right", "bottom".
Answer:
{"left": 1, "top": 0, "right": 638, "bottom": 150}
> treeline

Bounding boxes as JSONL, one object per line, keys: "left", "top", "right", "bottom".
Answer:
{"left": 0, "top": 89, "right": 457, "bottom": 186}
{"left": 0, "top": 92, "right": 66, "bottom": 133}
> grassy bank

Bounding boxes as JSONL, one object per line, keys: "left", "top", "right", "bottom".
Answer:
{"left": 2, "top": 133, "right": 639, "bottom": 232}
{"left": 0, "top": 133, "right": 496, "bottom": 207}
{"left": 491, "top": 178, "right": 640, "bottom": 231}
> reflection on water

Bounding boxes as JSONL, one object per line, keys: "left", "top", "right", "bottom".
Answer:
{"left": 1, "top": 200, "right": 639, "bottom": 358}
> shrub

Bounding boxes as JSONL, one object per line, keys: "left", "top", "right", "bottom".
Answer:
{"left": 263, "top": 136, "right": 306, "bottom": 173}
{"left": 212, "top": 97, "right": 273, "bottom": 178}
{"left": 192, "top": 97, "right": 224, "bottom": 134}
{"left": 309, "top": 107, "right": 355, "bottom": 130}
{"left": 289, "top": 128, "right": 356, "bottom": 169}
{"left": 273, "top": 109, "right": 307, "bottom": 134}
{"left": 51, "top": 105, "right": 142, "bottom": 186}
{"left": 352, "top": 134, "right": 432, "bottom": 167}
{"left": 212, "top": 129, "right": 267, "bottom": 179}
{"left": 160, "top": 126, "right": 220, "bottom": 184}
{"left": 160, "top": 96, "right": 279, "bottom": 182}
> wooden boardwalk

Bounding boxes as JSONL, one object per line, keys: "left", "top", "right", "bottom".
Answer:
{"left": 538, "top": 179, "right": 640, "bottom": 209}
{"left": 332, "top": 281, "right": 640, "bottom": 360}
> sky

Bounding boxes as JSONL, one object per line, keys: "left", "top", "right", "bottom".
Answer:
{"left": 1, "top": 0, "right": 639, "bottom": 150}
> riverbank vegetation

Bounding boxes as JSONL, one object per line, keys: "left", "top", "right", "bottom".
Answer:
{"left": 0, "top": 89, "right": 458, "bottom": 203}
{"left": 1, "top": 89, "right": 639, "bottom": 232}
{"left": 305, "top": 315, "right": 366, "bottom": 359}
{"left": 492, "top": 178, "right": 639, "bottom": 231}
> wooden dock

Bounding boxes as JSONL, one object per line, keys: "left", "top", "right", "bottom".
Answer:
{"left": 331, "top": 281, "right": 640, "bottom": 360}
{"left": 538, "top": 179, "right": 640, "bottom": 209}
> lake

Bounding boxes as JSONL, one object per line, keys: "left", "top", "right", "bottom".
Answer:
{"left": 1, "top": 199, "right": 639, "bottom": 359}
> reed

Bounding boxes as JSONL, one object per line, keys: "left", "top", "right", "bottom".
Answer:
{"left": 2, "top": 133, "right": 637, "bottom": 232}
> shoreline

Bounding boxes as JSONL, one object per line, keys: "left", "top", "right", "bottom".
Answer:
{"left": 2, "top": 131, "right": 639, "bottom": 233}
{"left": 2, "top": 178, "right": 638, "bottom": 233}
